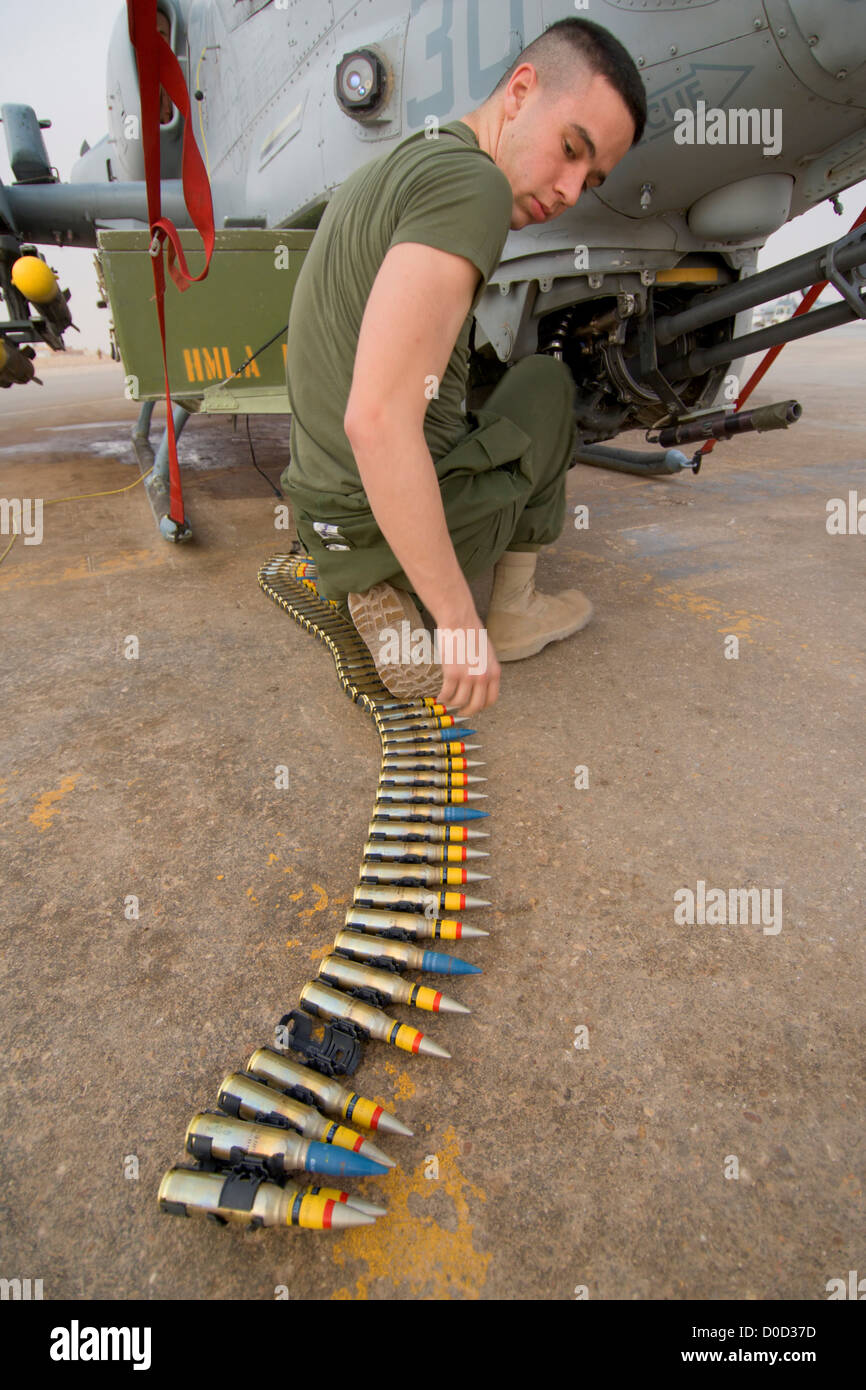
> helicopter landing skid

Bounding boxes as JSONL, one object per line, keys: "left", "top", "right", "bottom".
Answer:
{"left": 131, "top": 401, "right": 194, "bottom": 542}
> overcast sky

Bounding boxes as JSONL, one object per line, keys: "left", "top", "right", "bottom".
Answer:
{"left": 1, "top": 0, "right": 864, "bottom": 351}
{"left": 0, "top": 0, "right": 127, "bottom": 349}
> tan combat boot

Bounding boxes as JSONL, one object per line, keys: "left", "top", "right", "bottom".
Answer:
{"left": 348, "top": 581, "right": 443, "bottom": 699}
{"left": 486, "top": 551, "right": 593, "bottom": 661}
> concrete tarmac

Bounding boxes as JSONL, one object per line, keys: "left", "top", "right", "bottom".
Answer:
{"left": 1, "top": 328, "right": 863, "bottom": 1300}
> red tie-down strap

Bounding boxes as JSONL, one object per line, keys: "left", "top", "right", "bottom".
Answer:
{"left": 127, "top": 0, "right": 215, "bottom": 525}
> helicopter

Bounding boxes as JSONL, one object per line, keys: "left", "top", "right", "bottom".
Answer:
{"left": 1, "top": 0, "right": 865, "bottom": 539}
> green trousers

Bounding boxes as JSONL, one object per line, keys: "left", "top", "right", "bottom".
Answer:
{"left": 281, "top": 354, "right": 577, "bottom": 603}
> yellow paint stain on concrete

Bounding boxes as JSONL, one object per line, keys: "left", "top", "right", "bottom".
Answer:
{"left": 568, "top": 554, "right": 777, "bottom": 643}
{"left": 381, "top": 1060, "right": 418, "bottom": 1102}
{"left": 267, "top": 853, "right": 280, "bottom": 865}
{"left": 652, "top": 584, "right": 773, "bottom": 641}
{"left": 329, "top": 1127, "right": 488, "bottom": 1299}
{"left": 0, "top": 548, "right": 171, "bottom": 592}
{"left": 289, "top": 889, "right": 304, "bottom": 902}
{"left": 309, "top": 944, "right": 330, "bottom": 961}
{"left": 245, "top": 887, "right": 259, "bottom": 905}
{"left": 216, "top": 874, "right": 224, "bottom": 881}
{"left": 299, "top": 883, "right": 328, "bottom": 920}
{"left": 29, "top": 774, "right": 81, "bottom": 831}
{"left": 0, "top": 780, "right": 6, "bottom": 805}
{"left": 65, "top": 549, "right": 168, "bottom": 580}
{"left": 393, "top": 1071, "right": 416, "bottom": 1103}
{"left": 285, "top": 938, "right": 302, "bottom": 949}
{"left": 282, "top": 866, "right": 294, "bottom": 875}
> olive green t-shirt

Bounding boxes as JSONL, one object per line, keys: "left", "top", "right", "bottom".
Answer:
{"left": 282, "top": 120, "right": 514, "bottom": 512}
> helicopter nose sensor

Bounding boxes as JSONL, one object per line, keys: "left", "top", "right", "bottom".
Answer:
{"left": 335, "top": 48, "right": 387, "bottom": 117}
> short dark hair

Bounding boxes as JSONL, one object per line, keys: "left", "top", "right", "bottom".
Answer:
{"left": 492, "top": 17, "right": 647, "bottom": 147}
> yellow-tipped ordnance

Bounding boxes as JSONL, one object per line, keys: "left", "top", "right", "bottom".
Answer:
{"left": 158, "top": 1166, "right": 375, "bottom": 1229}
{"left": 300, "top": 979, "right": 451, "bottom": 1059}
{"left": 377, "top": 740, "right": 481, "bottom": 759}
{"left": 381, "top": 719, "right": 472, "bottom": 736}
{"left": 345, "top": 905, "right": 489, "bottom": 940}
{"left": 377, "top": 771, "right": 487, "bottom": 789}
{"left": 216, "top": 1071, "right": 394, "bottom": 1168}
{"left": 358, "top": 860, "right": 490, "bottom": 888}
{"left": 11, "top": 255, "right": 72, "bottom": 332}
{"left": 376, "top": 787, "right": 487, "bottom": 805}
{"left": 308, "top": 1187, "right": 388, "bottom": 1218}
{"left": 246, "top": 1046, "right": 413, "bottom": 1138}
{"left": 318, "top": 953, "right": 470, "bottom": 1015}
{"left": 363, "top": 837, "right": 488, "bottom": 864}
{"left": 353, "top": 882, "right": 491, "bottom": 913}
{"left": 11, "top": 255, "right": 59, "bottom": 303}
{"left": 380, "top": 756, "right": 485, "bottom": 773}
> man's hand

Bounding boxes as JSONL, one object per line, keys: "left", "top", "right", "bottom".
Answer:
{"left": 436, "top": 621, "right": 501, "bottom": 716}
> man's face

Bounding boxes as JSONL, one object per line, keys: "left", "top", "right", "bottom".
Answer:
{"left": 496, "top": 63, "right": 637, "bottom": 230}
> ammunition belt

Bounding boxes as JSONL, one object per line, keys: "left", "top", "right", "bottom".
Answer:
{"left": 157, "top": 552, "right": 490, "bottom": 1231}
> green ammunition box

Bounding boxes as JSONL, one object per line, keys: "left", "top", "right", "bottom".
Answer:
{"left": 96, "top": 228, "right": 313, "bottom": 409}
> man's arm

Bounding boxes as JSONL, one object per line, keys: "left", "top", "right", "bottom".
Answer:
{"left": 343, "top": 241, "right": 500, "bottom": 713}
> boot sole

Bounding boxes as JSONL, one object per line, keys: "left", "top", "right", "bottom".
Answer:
{"left": 347, "top": 583, "right": 443, "bottom": 698}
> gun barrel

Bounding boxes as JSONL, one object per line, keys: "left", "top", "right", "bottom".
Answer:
{"left": 664, "top": 300, "right": 856, "bottom": 381}
{"left": 655, "top": 227, "right": 866, "bottom": 344}
{"left": 656, "top": 400, "right": 802, "bottom": 447}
